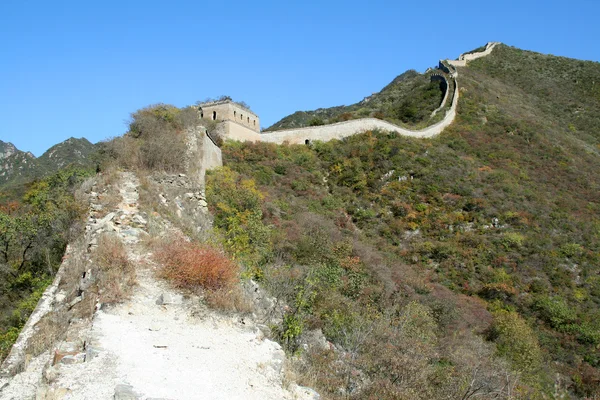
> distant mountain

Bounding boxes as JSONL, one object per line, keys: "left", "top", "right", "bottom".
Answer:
{"left": 0, "top": 138, "right": 98, "bottom": 188}
{"left": 0, "top": 141, "right": 37, "bottom": 185}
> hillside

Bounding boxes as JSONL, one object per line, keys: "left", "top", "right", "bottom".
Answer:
{"left": 0, "top": 141, "right": 36, "bottom": 186}
{"left": 212, "top": 44, "right": 600, "bottom": 398}
{"left": 0, "top": 138, "right": 98, "bottom": 191}
{"left": 264, "top": 70, "right": 448, "bottom": 131}
{"left": 1, "top": 43, "right": 599, "bottom": 399}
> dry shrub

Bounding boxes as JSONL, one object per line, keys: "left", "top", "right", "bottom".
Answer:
{"left": 205, "top": 286, "right": 251, "bottom": 313}
{"left": 154, "top": 239, "right": 248, "bottom": 312}
{"left": 93, "top": 233, "right": 135, "bottom": 303}
{"left": 155, "top": 240, "right": 238, "bottom": 291}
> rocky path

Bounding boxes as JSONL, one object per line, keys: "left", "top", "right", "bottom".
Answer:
{"left": 1, "top": 172, "right": 317, "bottom": 400}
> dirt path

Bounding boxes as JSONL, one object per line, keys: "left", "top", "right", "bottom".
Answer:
{"left": 1, "top": 171, "right": 317, "bottom": 400}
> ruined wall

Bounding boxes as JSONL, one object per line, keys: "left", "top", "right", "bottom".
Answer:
{"left": 199, "top": 131, "right": 223, "bottom": 183}
{"left": 184, "top": 127, "right": 223, "bottom": 187}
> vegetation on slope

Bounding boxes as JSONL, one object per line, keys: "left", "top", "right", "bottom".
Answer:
{"left": 102, "top": 103, "right": 204, "bottom": 173}
{"left": 265, "top": 70, "right": 446, "bottom": 131}
{"left": 0, "top": 138, "right": 98, "bottom": 192}
{"left": 0, "top": 166, "right": 94, "bottom": 359}
{"left": 207, "top": 45, "right": 600, "bottom": 398}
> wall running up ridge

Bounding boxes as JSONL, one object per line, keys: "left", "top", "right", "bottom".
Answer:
{"left": 219, "top": 42, "right": 499, "bottom": 145}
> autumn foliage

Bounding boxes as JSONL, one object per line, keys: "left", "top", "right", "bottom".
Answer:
{"left": 155, "top": 240, "right": 238, "bottom": 291}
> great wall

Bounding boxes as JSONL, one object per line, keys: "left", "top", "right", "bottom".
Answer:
{"left": 0, "top": 42, "right": 501, "bottom": 400}
{"left": 199, "top": 42, "right": 500, "bottom": 145}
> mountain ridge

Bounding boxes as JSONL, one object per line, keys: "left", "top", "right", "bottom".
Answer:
{"left": 0, "top": 137, "right": 98, "bottom": 189}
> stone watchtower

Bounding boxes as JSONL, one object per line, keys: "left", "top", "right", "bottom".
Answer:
{"left": 198, "top": 99, "right": 261, "bottom": 142}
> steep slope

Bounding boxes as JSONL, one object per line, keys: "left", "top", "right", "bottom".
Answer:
{"left": 212, "top": 44, "right": 600, "bottom": 398}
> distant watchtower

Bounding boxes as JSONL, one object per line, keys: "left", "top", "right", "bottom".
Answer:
{"left": 198, "top": 99, "right": 261, "bottom": 141}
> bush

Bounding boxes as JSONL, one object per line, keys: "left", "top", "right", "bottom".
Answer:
{"left": 534, "top": 295, "right": 577, "bottom": 329}
{"left": 155, "top": 239, "right": 238, "bottom": 291}
{"left": 489, "top": 309, "right": 542, "bottom": 375}
{"left": 103, "top": 103, "right": 196, "bottom": 173}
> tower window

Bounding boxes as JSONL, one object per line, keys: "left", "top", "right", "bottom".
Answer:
{"left": 213, "top": 111, "right": 217, "bottom": 120}
{"left": 234, "top": 111, "right": 237, "bottom": 118}
{"left": 247, "top": 117, "right": 250, "bottom": 123}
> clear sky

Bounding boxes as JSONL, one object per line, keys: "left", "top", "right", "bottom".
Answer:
{"left": 1, "top": 0, "right": 598, "bottom": 156}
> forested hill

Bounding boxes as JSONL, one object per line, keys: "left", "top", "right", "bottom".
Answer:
{"left": 0, "top": 138, "right": 98, "bottom": 195}
{"left": 211, "top": 44, "right": 600, "bottom": 398}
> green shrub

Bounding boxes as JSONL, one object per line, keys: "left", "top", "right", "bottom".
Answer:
{"left": 534, "top": 295, "right": 577, "bottom": 329}
{"left": 489, "top": 309, "right": 542, "bottom": 374}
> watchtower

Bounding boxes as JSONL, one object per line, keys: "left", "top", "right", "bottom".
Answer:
{"left": 198, "top": 99, "right": 260, "bottom": 131}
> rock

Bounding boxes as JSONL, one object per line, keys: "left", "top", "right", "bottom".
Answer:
{"left": 198, "top": 199, "right": 208, "bottom": 207}
{"left": 36, "top": 386, "right": 69, "bottom": 400}
{"left": 99, "top": 212, "right": 116, "bottom": 226}
{"left": 290, "top": 384, "right": 321, "bottom": 400}
{"left": 156, "top": 293, "right": 183, "bottom": 306}
{"left": 301, "top": 329, "right": 329, "bottom": 351}
{"left": 68, "top": 296, "right": 83, "bottom": 309}
{"left": 79, "top": 269, "right": 94, "bottom": 291}
{"left": 43, "top": 365, "right": 60, "bottom": 383}
{"left": 54, "top": 290, "right": 67, "bottom": 304}
{"left": 114, "top": 384, "right": 141, "bottom": 400}
{"left": 85, "top": 345, "right": 102, "bottom": 361}
{"left": 132, "top": 214, "right": 147, "bottom": 226}
{"left": 59, "top": 353, "right": 85, "bottom": 365}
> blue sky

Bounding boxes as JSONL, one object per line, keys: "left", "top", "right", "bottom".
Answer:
{"left": 1, "top": 0, "right": 598, "bottom": 156}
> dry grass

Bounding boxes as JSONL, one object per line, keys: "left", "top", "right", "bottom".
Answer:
{"left": 204, "top": 286, "right": 251, "bottom": 313}
{"left": 93, "top": 233, "right": 136, "bottom": 303}
{"left": 26, "top": 314, "right": 66, "bottom": 358}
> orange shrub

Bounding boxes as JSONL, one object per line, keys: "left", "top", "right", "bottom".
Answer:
{"left": 155, "top": 240, "right": 238, "bottom": 291}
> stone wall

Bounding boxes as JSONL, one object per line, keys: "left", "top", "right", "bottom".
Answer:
{"left": 199, "top": 130, "right": 223, "bottom": 183}
{"left": 216, "top": 120, "right": 262, "bottom": 142}
{"left": 208, "top": 43, "right": 497, "bottom": 145}
{"left": 447, "top": 42, "right": 500, "bottom": 68}
{"left": 199, "top": 100, "right": 260, "bottom": 132}
{"left": 259, "top": 79, "right": 458, "bottom": 144}
{"left": 430, "top": 74, "right": 450, "bottom": 117}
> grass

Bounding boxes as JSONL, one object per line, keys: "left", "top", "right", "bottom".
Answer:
{"left": 93, "top": 233, "right": 136, "bottom": 304}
